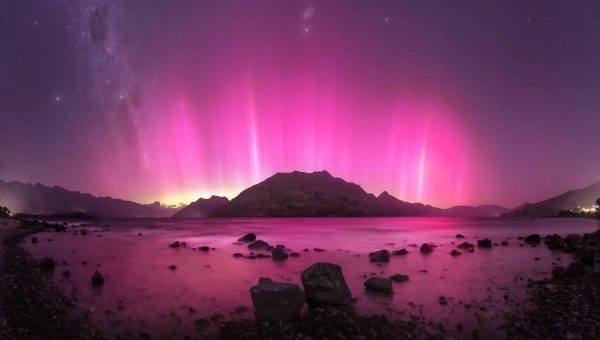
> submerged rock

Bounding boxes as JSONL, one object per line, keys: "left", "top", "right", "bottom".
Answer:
{"left": 457, "top": 242, "right": 474, "bottom": 250}
{"left": 238, "top": 233, "right": 257, "bottom": 242}
{"left": 450, "top": 249, "right": 462, "bottom": 256}
{"left": 392, "top": 248, "right": 408, "bottom": 256}
{"left": 524, "top": 234, "right": 541, "bottom": 245}
{"left": 168, "top": 265, "right": 177, "bottom": 270}
{"left": 91, "top": 271, "right": 104, "bottom": 286}
{"left": 390, "top": 274, "right": 409, "bottom": 283}
{"left": 271, "top": 247, "right": 289, "bottom": 261}
{"left": 250, "top": 278, "right": 305, "bottom": 322}
{"left": 420, "top": 243, "right": 434, "bottom": 253}
{"left": 501, "top": 240, "right": 509, "bottom": 246}
{"left": 368, "top": 249, "right": 390, "bottom": 262}
{"left": 290, "top": 252, "right": 300, "bottom": 257}
{"left": 364, "top": 277, "right": 393, "bottom": 294}
{"left": 198, "top": 246, "right": 210, "bottom": 252}
{"left": 169, "top": 241, "right": 181, "bottom": 248}
{"left": 301, "top": 262, "right": 352, "bottom": 306}
{"left": 477, "top": 239, "right": 492, "bottom": 248}
{"left": 455, "top": 234, "right": 465, "bottom": 239}
{"left": 248, "top": 240, "right": 269, "bottom": 250}
{"left": 233, "top": 253, "right": 244, "bottom": 257}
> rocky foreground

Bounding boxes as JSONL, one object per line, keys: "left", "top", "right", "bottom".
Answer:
{"left": 1, "top": 216, "right": 600, "bottom": 339}
{"left": 0, "top": 218, "right": 102, "bottom": 339}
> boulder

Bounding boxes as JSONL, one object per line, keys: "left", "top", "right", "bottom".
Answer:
{"left": 250, "top": 278, "right": 305, "bottom": 322}
{"left": 271, "top": 247, "right": 289, "bottom": 261}
{"left": 501, "top": 241, "right": 509, "bottom": 246}
{"left": 457, "top": 242, "right": 474, "bottom": 250}
{"left": 248, "top": 240, "right": 269, "bottom": 250}
{"left": 390, "top": 274, "right": 409, "bottom": 283}
{"left": 524, "top": 234, "right": 541, "bottom": 245}
{"left": 564, "top": 234, "right": 582, "bottom": 250}
{"left": 198, "top": 246, "right": 210, "bottom": 252}
{"left": 450, "top": 249, "right": 462, "bottom": 256}
{"left": 455, "top": 234, "right": 465, "bottom": 239}
{"left": 420, "top": 243, "right": 434, "bottom": 253}
{"left": 391, "top": 248, "right": 408, "bottom": 256}
{"left": 301, "top": 262, "right": 352, "bottom": 306}
{"left": 169, "top": 241, "right": 181, "bottom": 248}
{"left": 91, "top": 271, "right": 105, "bottom": 286}
{"left": 364, "top": 277, "right": 393, "bottom": 294}
{"left": 565, "top": 261, "right": 586, "bottom": 277}
{"left": 576, "top": 247, "right": 597, "bottom": 265}
{"left": 552, "top": 266, "right": 565, "bottom": 278}
{"left": 545, "top": 234, "right": 565, "bottom": 250}
{"left": 233, "top": 253, "right": 244, "bottom": 257}
{"left": 477, "top": 239, "right": 492, "bottom": 248}
{"left": 38, "top": 257, "right": 55, "bottom": 271}
{"left": 368, "top": 249, "right": 390, "bottom": 262}
{"left": 238, "top": 233, "right": 257, "bottom": 242}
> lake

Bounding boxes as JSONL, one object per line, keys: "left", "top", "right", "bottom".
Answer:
{"left": 26, "top": 217, "right": 600, "bottom": 339}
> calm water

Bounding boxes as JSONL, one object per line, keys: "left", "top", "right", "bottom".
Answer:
{"left": 26, "top": 217, "right": 600, "bottom": 338}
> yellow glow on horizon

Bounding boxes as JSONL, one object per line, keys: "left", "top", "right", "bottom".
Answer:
{"left": 151, "top": 187, "right": 243, "bottom": 206}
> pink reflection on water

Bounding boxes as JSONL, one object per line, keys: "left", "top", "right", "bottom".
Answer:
{"left": 27, "top": 217, "right": 599, "bottom": 338}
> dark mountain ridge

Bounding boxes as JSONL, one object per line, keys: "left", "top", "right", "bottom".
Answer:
{"left": 0, "top": 180, "right": 178, "bottom": 218}
{"left": 503, "top": 181, "right": 600, "bottom": 217}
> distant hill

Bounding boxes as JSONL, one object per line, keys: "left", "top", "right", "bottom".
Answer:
{"left": 444, "top": 204, "right": 509, "bottom": 217}
{"left": 0, "top": 180, "right": 178, "bottom": 218}
{"left": 172, "top": 196, "right": 229, "bottom": 218}
{"left": 214, "top": 171, "right": 383, "bottom": 217}
{"left": 376, "top": 191, "right": 442, "bottom": 216}
{"left": 211, "top": 170, "right": 506, "bottom": 217}
{"left": 503, "top": 181, "right": 600, "bottom": 217}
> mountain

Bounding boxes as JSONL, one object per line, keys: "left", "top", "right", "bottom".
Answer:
{"left": 172, "top": 196, "right": 229, "bottom": 218}
{"left": 503, "top": 181, "right": 600, "bottom": 217}
{"left": 376, "top": 191, "right": 442, "bottom": 216}
{"left": 443, "top": 204, "right": 508, "bottom": 217}
{"left": 214, "top": 171, "right": 383, "bottom": 217}
{"left": 0, "top": 180, "right": 178, "bottom": 218}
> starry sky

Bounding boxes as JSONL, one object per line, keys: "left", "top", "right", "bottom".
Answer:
{"left": 1, "top": 1, "right": 600, "bottom": 208}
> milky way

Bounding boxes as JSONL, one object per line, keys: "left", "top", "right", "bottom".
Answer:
{"left": 2, "top": 1, "right": 600, "bottom": 207}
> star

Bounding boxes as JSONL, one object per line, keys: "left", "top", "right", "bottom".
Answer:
{"left": 55, "top": 96, "right": 61, "bottom": 102}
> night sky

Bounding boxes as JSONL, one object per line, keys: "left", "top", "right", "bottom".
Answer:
{"left": 1, "top": 1, "right": 600, "bottom": 208}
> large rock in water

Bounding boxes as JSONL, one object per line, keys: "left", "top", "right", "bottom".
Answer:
{"left": 368, "top": 249, "right": 390, "bottom": 262}
{"left": 250, "top": 278, "right": 305, "bottom": 322}
{"left": 364, "top": 277, "right": 393, "bottom": 294}
{"left": 238, "top": 233, "right": 257, "bottom": 242}
{"left": 301, "top": 262, "right": 352, "bottom": 306}
{"left": 477, "top": 239, "right": 492, "bottom": 248}
{"left": 248, "top": 240, "right": 269, "bottom": 250}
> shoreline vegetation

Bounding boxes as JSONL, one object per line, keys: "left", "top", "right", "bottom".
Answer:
{"left": 1, "top": 214, "right": 599, "bottom": 339}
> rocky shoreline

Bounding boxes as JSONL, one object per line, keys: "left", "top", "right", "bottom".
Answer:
{"left": 1, "top": 216, "right": 600, "bottom": 339}
{"left": 0, "top": 219, "right": 102, "bottom": 339}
